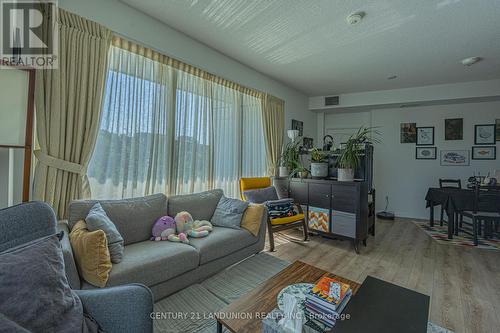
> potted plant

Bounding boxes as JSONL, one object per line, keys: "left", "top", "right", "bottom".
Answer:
{"left": 279, "top": 140, "right": 300, "bottom": 177}
{"left": 310, "top": 148, "right": 328, "bottom": 178}
{"left": 291, "top": 165, "right": 309, "bottom": 179}
{"left": 337, "top": 127, "right": 379, "bottom": 181}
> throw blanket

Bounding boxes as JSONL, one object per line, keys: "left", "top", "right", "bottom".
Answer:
{"left": 266, "top": 199, "right": 297, "bottom": 219}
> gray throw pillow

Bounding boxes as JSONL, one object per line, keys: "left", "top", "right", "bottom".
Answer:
{"left": 0, "top": 234, "right": 89, "bottom": 332}
{"left": 243, "top": 186, "right": 279, "bottom": 204}
{"left": 86, "top": 202, "right": 124, "bottom": 264}
{"left": 211, "top": 196, "right": 249, "bottom": 229}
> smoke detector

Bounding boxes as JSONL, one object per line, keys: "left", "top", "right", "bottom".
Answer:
{"left": 346, "top": 12, "right": 365, "bottom": 25}
{"left": 461, "top": 57, "right": 481, "bottom": 66}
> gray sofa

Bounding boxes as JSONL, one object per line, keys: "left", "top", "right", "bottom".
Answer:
{"left": 0, "top": 201, "right": 153, "bottom": 333}
{"left": 60, "top": 189, "right": 267, "bottom": 301}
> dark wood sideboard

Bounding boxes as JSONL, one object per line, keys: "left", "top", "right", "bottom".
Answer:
{"left": 272, "top": 177, "right": 373, "bottom": 253}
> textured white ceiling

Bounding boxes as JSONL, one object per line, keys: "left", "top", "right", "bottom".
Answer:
{"left": 120, "top": 0, "right": 500, "bottom": 95}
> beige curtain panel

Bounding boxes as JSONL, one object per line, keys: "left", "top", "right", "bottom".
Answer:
{"left": 261, "top": 94, "right": 285, "bottom": 177}
{"left": 33, "top": 7, "right": 112, "bottom": 218}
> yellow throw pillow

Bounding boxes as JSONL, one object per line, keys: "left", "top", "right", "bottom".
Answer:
{"left": 241, "top": 204, "right": 265, "bottom": 236}
{"left": 69, "top": 220, "right": 112, "bottom": 288}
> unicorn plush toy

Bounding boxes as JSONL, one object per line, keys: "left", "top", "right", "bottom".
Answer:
{"left": 170, "top": 211, "right": 213, "bottom": 244}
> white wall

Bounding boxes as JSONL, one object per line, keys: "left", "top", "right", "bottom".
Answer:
{"left": 58, "top": 0, "right": 314, "bottom": 139}
{"left": 320, "top": 101, "right": 500, "bottom": 219}
{"left": 0, "top": 148, "right": 25, "bottom": 209}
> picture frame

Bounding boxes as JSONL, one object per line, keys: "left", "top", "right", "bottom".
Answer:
{"left": 496, "top": 119, "right": 500, "bottom": 141}
{"left": 400, "top": 122, "right": 416, "bottom": 143}
{"left": 415, "top": 147, "right": 436, "bottom": 160}
{"left": 303, "top": 137, "right": 313, "bottom": 149}
{"left": 474, "top": 124, "right": 496, "bottom": 144}
{"left": 472, "top": 146, "right": 496, "bottom": 160}
{"left": 416, "top": 127, "right": 434, "bottom": 145}
{"left": 291, "top": 119, "right": 303, "bottom": 137}
{"left": 440, "top": 150, "right": 470, "bottom": 166}
{"left": 445, "top": 118, "right": 463, "bottom": 140}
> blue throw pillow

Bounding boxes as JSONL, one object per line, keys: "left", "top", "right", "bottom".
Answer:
{"left": 86, "top": 202, "right": 124, "bottom": 264}
{"left": 243, "top": 186, "right": 279, "bottom": 204}
{"left": 211, "top": 196, "right": 249, "bottom": 229}
{"left": 265, "top": 198, "right": 296, "bottom": 219}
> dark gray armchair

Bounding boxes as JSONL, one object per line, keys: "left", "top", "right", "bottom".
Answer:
{"left": 0, "top": 201, "right": 154, "bottom": 333}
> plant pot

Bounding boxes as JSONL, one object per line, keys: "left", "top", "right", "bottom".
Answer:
{"left": 338, "top": 168, "right": 355, "bottom": 181}
{"left": 310, "top": 162, "right": 328, "bottom": 178}
{"left": 298, "top": 171, "right": 309, "bottom": 179}
{"left": 279, "top": 166, "right": 289, "bottom": 177}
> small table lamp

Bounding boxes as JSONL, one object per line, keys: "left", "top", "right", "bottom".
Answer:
{"left": 287, "top": 129, "right": 299, "bottom": 143}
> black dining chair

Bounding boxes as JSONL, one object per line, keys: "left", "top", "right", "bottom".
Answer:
{"left": 439, "top": 179, "right": 462, "bottom": 226}
{"left": 459, "top": 185, "right": 500, "bottom": 246}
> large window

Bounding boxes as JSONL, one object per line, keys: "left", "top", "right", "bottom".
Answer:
{"left": 88, "top": 43, "right": 267, "bottom": 199}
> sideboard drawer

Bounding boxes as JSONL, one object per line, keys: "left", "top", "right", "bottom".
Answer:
{"left": 332, "top": 210, "right": 356, "bottom": 238}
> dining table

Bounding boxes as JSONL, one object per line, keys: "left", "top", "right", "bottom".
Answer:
{"left": 425, "top": 186, "right": 500, "bottom": 239}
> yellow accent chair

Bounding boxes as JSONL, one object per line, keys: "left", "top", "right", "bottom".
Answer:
{"left": 240, "top": 177, "right": 309, "bottom": 251}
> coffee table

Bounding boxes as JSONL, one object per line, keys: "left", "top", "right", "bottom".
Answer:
{"left": 216, "top": 260, "right": 430, "bottom": 333}
{"left": 334, "top": 276, "right": 430, "bottom": 333}
{"left": 215, "top": 260, "right": 361, "bottom": 333}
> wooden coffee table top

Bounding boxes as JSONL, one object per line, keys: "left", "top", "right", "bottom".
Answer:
{"left": 215, "top": 260, "right": 361, "bottom": 333}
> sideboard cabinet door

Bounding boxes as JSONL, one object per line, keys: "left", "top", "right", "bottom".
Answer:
{"left": 308, "top": 183, "right": 331, "bottom": 209}
{"left": 289, "top": 181, "right": 308, "bottom": 204}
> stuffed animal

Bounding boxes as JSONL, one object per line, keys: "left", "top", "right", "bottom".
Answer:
{"left": 150, "top": 215, "right": 177, "bottom": 241}
{"left": 173, "top": 211, "right": 213, "bottom": 243}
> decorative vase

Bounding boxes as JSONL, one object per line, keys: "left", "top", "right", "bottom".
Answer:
{"left": 310, "top": 162, "right": 328, "bottom": 178}
{"left": 298, "top": 170, "right": 309, "bottom": 179}
{"left": 338, "top": 168, "right": 354, "bottom": 181}
{"left": 279, "top": 166, "right": 289, "bottom": 177}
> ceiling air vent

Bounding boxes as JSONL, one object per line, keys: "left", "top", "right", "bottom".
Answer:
{"left": 324, "top": 96, "right": 340, "bottom": 106}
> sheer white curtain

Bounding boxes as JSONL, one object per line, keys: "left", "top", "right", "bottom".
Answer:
{"left": 88, "top": 46, "right": 174, "bottom": 199}
{"left": 169, "top": 70, "right": 212, "bottom": 195}
{"left": 88, "top": 43, "right": 267, "bottom": 199}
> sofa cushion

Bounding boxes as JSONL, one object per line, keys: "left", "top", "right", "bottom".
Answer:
{"left": 85, "top": 203, "right": 124, "bottom": 263}
{"left": 0, "top": 234, "right": 87, "bottom": 332}
{"left": 188, "top": 227, "right": 258, "bottom": 265}
{"left": 168, "top": 189, "right": 223, "bottom": 221}
{"left": 68, "top": 193, "right": 167, "bottom": 245}
{"left": 211, "top": 196, "right": 249, "bottom": 229}
{"left": 105, "top": 241, "right": 199, "bottom": 287}
{"left": 243, "top": 186, "right": 279, "bottom": 204}
{"left": 69, "top": 220, "right": 112, "bottom": 288}
{"left": 241, "top": 204, "right": 265, "bottom": 236}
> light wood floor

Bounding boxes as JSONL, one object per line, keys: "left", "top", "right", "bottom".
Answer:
{"left": 266, "top": 218, "right": 500, "bottom": 333}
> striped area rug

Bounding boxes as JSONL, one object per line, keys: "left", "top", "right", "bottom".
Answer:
{"left": 413, "top": 220, "right": 500, "bottom": 251}
{"left": 153, "top": 252, "right": 453, "bottom": 332}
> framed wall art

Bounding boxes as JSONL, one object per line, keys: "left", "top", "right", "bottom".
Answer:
{"left": 440, "top": 150, "right": 470, "bottom": 166}
{"left": 291, "top": 119, "right": 303, "bottom": 137}
{"left": 416, "top": 127, "right": 434, "bottom": 145}
{"left": 400, "top": 122, "right": 416, "bottom": 143}
{"left": 472, "top": 146, "right": 496, "bottom": 160}
{"left": 474, "top": 124, "right": 495, "bottom": 145}
{"left": 416, "top": 147, "right": 436, "bottom": 160}
{"left": 303, "top": 137, "right": 313, "bottom": 149}
{"left": 445, "top": 118, "right": 463, "bottom": 140}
